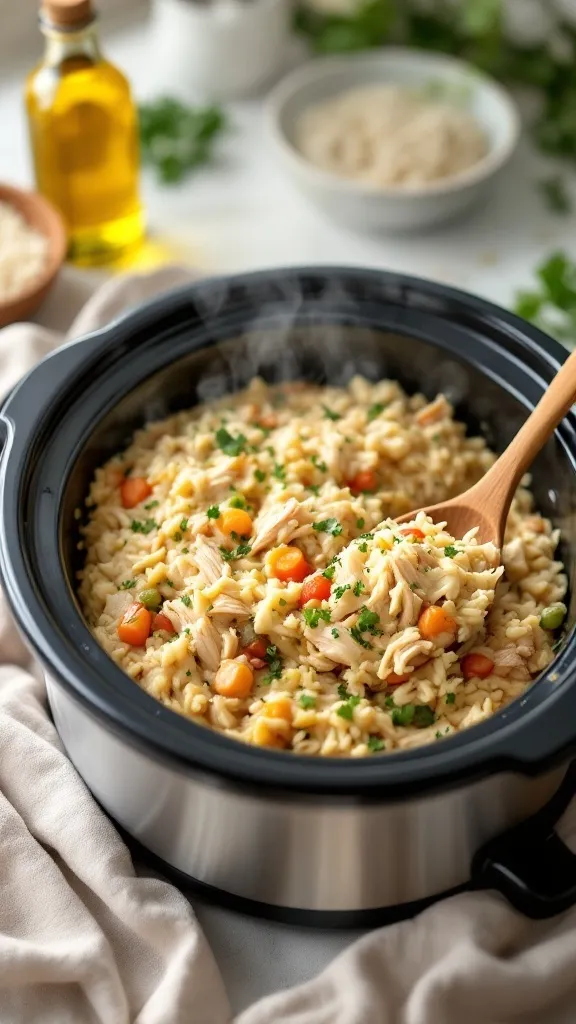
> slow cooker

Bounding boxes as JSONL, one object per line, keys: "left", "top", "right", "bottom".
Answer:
{"left": 1, "top": 267, "right": 575, "bottom": 926}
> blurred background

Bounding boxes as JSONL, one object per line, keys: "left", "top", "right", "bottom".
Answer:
{"left": 1, "top": 0, "right": 576, "bottom": 342}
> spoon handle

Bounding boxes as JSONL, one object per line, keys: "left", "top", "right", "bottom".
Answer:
{"left": 475, "top": 346, "right": 576, "bottom": 512}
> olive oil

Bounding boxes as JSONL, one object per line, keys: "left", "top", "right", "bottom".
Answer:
{"left": 26, "top": 0, "right": 144, "bottom": 265}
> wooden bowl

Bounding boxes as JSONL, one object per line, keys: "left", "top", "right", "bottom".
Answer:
{"left": 0, "top": 183, "right": 67, "bottom": 328}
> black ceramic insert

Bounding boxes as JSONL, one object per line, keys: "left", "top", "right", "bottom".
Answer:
{"left": 0, "top": 267, "right": 575, "bottom": 800}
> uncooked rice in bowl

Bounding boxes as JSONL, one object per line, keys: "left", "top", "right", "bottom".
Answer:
{"left": 78, "top": 376, "right": 568, "bottom": 758}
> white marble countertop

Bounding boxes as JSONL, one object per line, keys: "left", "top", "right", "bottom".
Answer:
{"left": 0, "top": 16, "right": 574, "bottom": 1015}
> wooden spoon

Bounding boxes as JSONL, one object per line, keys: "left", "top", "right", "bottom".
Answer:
{"left": 396, "top": 347, "right": 576, "bottom": 547}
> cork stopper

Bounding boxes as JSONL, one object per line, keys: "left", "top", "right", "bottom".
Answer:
{"left": 40, "top": 0, "right": 95, "bottom": 30}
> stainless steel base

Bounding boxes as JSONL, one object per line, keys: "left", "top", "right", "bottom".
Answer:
{"left": 47, "top": 674, "right": 567, "bottom": 913}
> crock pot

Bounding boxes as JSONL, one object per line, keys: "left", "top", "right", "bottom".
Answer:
{"left": 1, "top": 267, "right": 575, "bottom": 926}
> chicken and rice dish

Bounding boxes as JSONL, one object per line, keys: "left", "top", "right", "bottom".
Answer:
{"left": 78, "top": 376, "right": 568, "bottom": 757}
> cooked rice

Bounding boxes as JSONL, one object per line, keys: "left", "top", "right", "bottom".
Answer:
{"left": 78, "top": 376, "right": 567, "bottom": 757}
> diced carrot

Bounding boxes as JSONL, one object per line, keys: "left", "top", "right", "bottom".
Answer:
{"left": 118, "top": 603, "right": 152, "bottom": 646}
{"left": 257, "top": 413, "right": 278, "bottom": 430}
{"left": 269, "top": 545, "right": 312, "bottom": 583}
{"left": 418, "top": 605, "right": 457, "bottom": 640}
{"left": 461, "top": 653, "right": 495, "bottom": 679}
{"left": 398, "top": 527, "right": 425, "bottom": 541}
{"left": 213, "top": 660, "right": 254, "bottom": 698}
{"left": 261, "top": 698, "right": 292, "bottom": 721}
{"left": 387, "top": 672, "right": 410, "bottom": 686}
{"left": 299, "top": 575, "right": 332, "bottom": 606}
{"left": 120, "top": 476, "right": 152, "bottom": 509}
{"left": 242, "top": 638, "right": 267, "bottom": 660}
{"left": 347, "top": 468, "right": 378, "bottom": 495}
{"left": 219, "top": 508, "right": 253, "bottom": 537}
{"left": 151, "top": 612, "right": 176, "bottom": 634}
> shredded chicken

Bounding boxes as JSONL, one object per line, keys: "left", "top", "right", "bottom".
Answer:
{"left": 251, "top": 499, "right": 303, "bottom": 555}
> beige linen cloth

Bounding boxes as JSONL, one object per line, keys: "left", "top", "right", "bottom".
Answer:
{"left": 1, "top": 265, "right": 576, "bottom": 1024}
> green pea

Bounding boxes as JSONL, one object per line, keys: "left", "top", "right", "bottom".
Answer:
{"left": 540, "top": 602, "right": 567, "bottom": 631}
{"left": 139, "top": 587, "right": 162, "bottom": 611}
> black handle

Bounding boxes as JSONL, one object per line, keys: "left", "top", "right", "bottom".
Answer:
{"left": 472, "top": 763, "right": 576, "bottom": 919}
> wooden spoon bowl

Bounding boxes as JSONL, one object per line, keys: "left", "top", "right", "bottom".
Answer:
{"left": 397, "top": 346, "right": 576, "bottom": 547}
{"left": 0, "top": 183, "right": 67, "bottom": 328}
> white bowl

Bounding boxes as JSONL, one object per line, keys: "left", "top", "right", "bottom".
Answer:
{"left": 266, "top": 49, "right": 521, "bottom": 234}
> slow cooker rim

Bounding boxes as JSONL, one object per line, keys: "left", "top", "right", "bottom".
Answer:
{"left": 2, "top": 265, "right": 576, "bottom": 801}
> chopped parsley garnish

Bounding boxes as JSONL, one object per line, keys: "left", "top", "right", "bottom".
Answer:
{"left": 331, "top": 627, "right": 340, "bottom": 638}
{"left": 278, "top": 598, "right": 287, "bottom": 607}
{"left": 228, "top": 494, "right": 246, "bottom": 509}
{"left": 181, "top": 594, "right": 191, "bottom": 607}
{"left": 219, "top": 543, "right": 252, "bottom": 561}
{"left": 356, "top": 518, "right": 365, "bottom": 529}
{"left": 182, "top": 547, "right": 189, "bottom": 554}
{"left": 384, "top": 695, "right": 395, "bottom": 708}
{"left": 272, "top": 463, "right": 286, "bottom": 481}
{"left": 307, "top": 484, "right": 321, "bottom": 496}
{"left": 367, "top": 736, "right": 385, "bottom": 752}
{"left": 119, "top": 579, "right": 136, "bottom": 590}
{"left": 337, "top": 694, "right": 361, "bottom": 720}
{"left": 359, "top": 532, "right": 374, "bottom": 541}
{"left": 367, "top": 402, "right": 385, "bottom": 422}
{"left": 392, "top": 704, "right": 436, "bottom": 728}
{"left": 310, "top": 454, "right": 327, "bottom": 472}
{"left": 409, "top": 582, "right": 419, "bottom": 592}
{"left": 180, "top": 518, "right": 189, "bottom": 531}
{"left": 130, "top": 518, "right": 157, "bottom": 534}
{"left": 350, "top": 627, "right": 372, "bottom": 649}
{"left": 445, "top": 692, "right": 456, "bottom": 704}
{"left": 353, "top": 580, "right": 365, "bottom": 596}
{"left": 215, "top": 426, "right": 248, "bottom": 457}
{"left": 173, "top": 531, "right": 182, "bottom": 542}
{"left": 357, "top": 542, "right": 368, "bottom": 553}
{"left": 322, "top": 404, "right": 341, "bottom": 421}
{"left": 186, "top": 670, "right": 191, "bottom": 677}
{"left": 356, "top": 606, "right": 381, "bottom": 634}
{"left": 444, "top": 545, "right": 459, "bottom": 558}
{"left": 322, "top": 565, "right": 336, "bottom": 581}
{"left": 144, "top": 500, "right": 159, "bottom": 510}
{"left": 299, "top": 693, "right": 316, "bottom": 709}
{"left": 431, "top": 433, "right": 441, "bottom": 442}
{"left": 266, "top": 446, "right": 275, "bottom": 456}
{"left": 165, "top": 578, "right": 174, "bottom": 587}
{"left": 313, "top": 518, "right": 343, "bottom": 537}
{"left": 254, "top": 469, "right": 266, "bottom": 483}
{"left": 263, "top": 644, "right": 283, "bottom": 683}
{"left": 207, "top": 505, "right": 220, "bottom": 519}
{"left": 334, "top": 584, "right": 351, "bottom": 600}
{"left": 302, "top": 607, "right": 332, "bottom": 628}
{"left": 392, "top": 536, "right": 401, "bottom": 544}
{"left": 337, "top": 683, "right": 349, "bottom": 700}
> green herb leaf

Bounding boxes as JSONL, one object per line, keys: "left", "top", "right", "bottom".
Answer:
{"left": 334, "top": 584, "right": 351, "bottom": 600}
{"left": 353, "top": 580, "right": 365, "bottom": 596}
{"left": 310, "top": 454, "right": 328, "bottom": 472}
{"left": 313, "top": 518, "right": 343, "bottom": 536}
{"left": 538, "top": 175, "right": 571, "bottom": 215}
{"left": 139, "top": 98, "right": 227, "bottom": 185}
{"left": 207, "top": 505, "right": 220, "bottom": 519}
{"left": 130, "top": 518, "right": 157, "bottom": 535}
{"left": 322, "top": 404, "right": 341, "bottom": 421}
{"left": 444, "top": 545, "right": 459, "bottom": 558}
{"left": 119, "top": 579, "right": 136, "bottom": 590}
{"left": 350, "top": 626, "right": 372, "bottom": 649}
{"left": 367, "top": 736, "right": 385, "bottom": 752}
{"left": 181, "top": 594, "right": 191, "bottom": 607}
{"left": 144, "top": 500, "right": 159, "bottom": 510}
{"left": 337, "top": 694, "right": 361, "bottom": 720}
{"left": 356, "top": 606, "right": 381, "bottom": 634}
{"left": 331, "top": 627, "right": 340, "bottom": 638}
{"left": 302, "top": 607, "right": 332, "bottom": 629}
{"left": 445, "top": 692, "right": 456, "bottom": 704}
{"left": 263, "top": 644, "right": 283, "bottom": 683}
{"left": 272, "top": 463, "right": 286, "bottom": 481}
{"left": 357, "top": 542, "right": 368, "bottom": 553}
{"left": 367, "top": 402, "right": 385, "bottom": 422}
{"left": 356, "top": 518, "right": 365, "bottom": 529}
{"left": 254, "top": 469, "right": 266, "bottom": 483}
{"left": 299, "top": 693, "right": 316, "bottom": 709}
{"left": 322, "top": 565, "right": 336, "bottom": 581}
{"left": 215, "top": 427, "right": 248, "bottom": 457}
{"left": 172, "top": 531, "right": 182, "bottom": 543}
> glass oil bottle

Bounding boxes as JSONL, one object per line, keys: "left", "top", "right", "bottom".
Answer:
{"left": 26, "top": 0, "right": 144, "bottom": 265}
